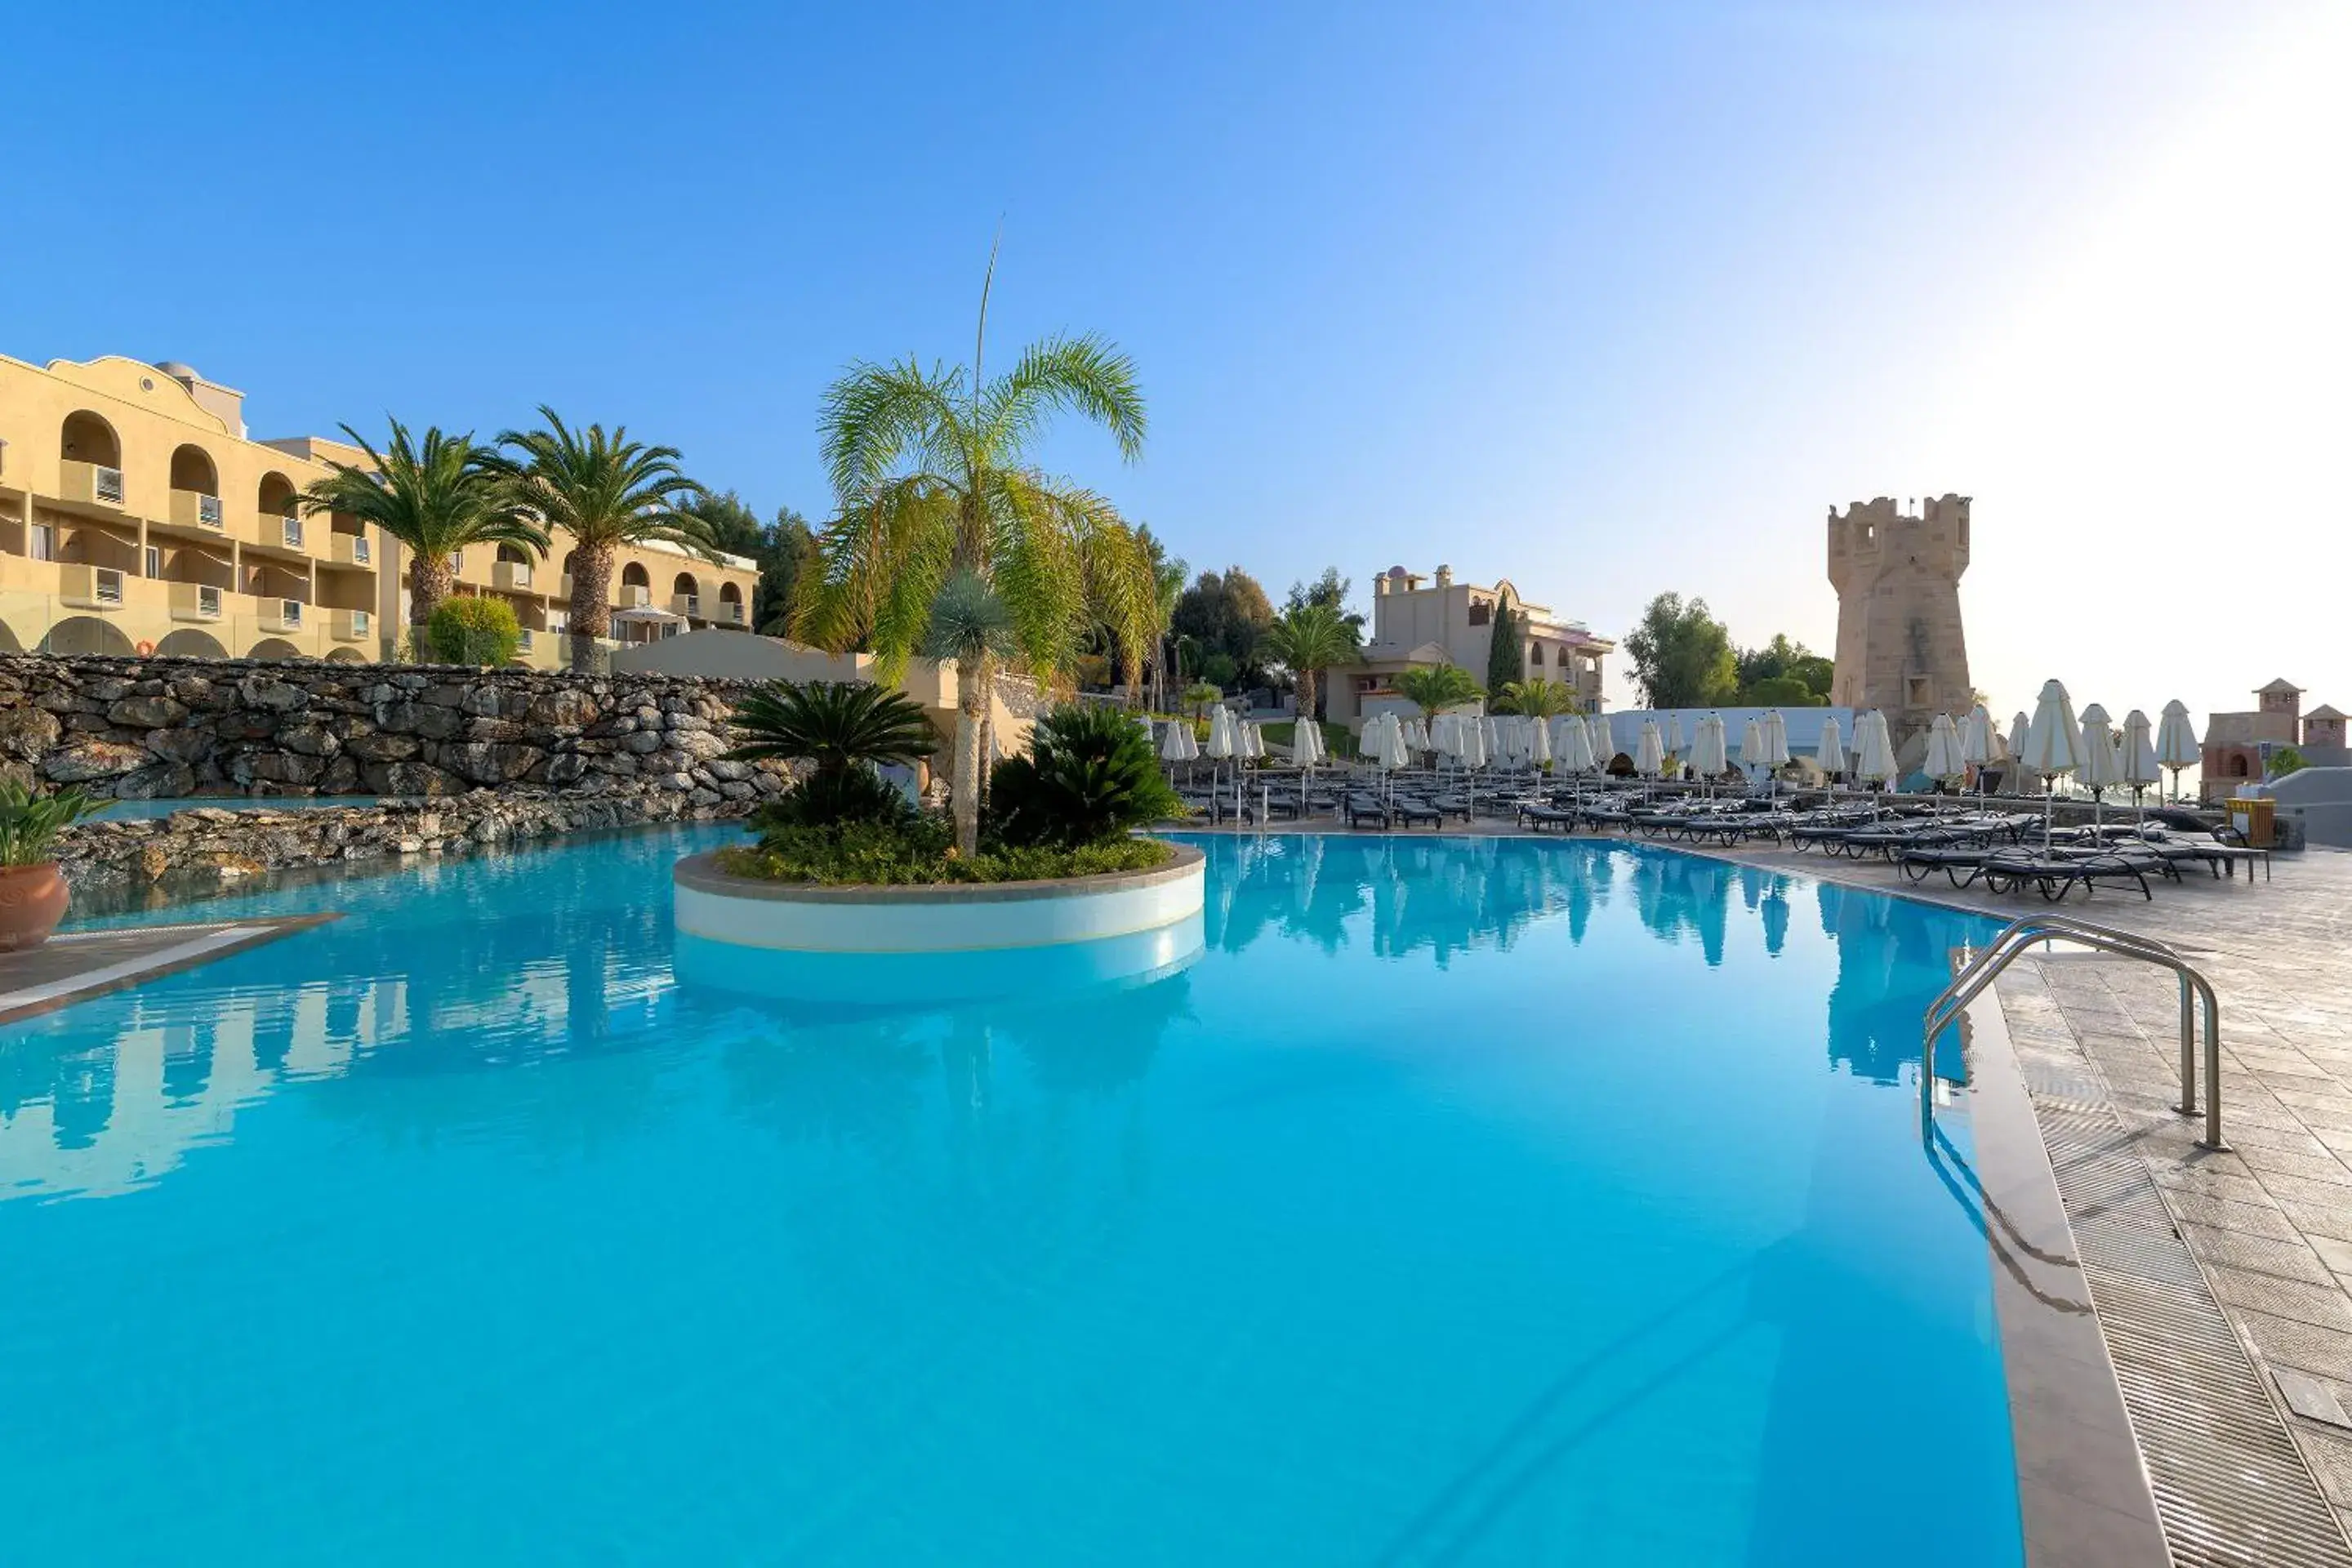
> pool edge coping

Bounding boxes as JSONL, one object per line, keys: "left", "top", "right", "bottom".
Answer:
{"left": 0, "top": 914, "right": 339, "bottom": 1026}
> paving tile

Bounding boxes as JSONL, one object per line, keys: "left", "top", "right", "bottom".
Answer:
{"left": 2207, "top": 1267, "right": 2352, "bottom": 1334}
{"left": 2176, "top": 1224, "right": 2341, "bottom": 1287}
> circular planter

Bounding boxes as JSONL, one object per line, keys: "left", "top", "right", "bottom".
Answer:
{"left": 671, "top": 843, "right": 1206, "bottom": 1006}
{"left": 0, "top": 862, "right": 71, "bottom": 952}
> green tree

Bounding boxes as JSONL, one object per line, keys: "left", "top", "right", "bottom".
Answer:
{"left": 1486, "top": 595, "right": 1526, "bottom": 696}
{"left": 1171, "top": 567, "right": 1276, "bottom": 684}
{"left": 299, "top": 420, "right": 547, "bottom": 635}
{"left": 494, "top": 408, "right": 719, "bottom": 670}
{"left": 1734, "top": 633, "right": 1833, "bottom": 705}
{"left": 1394, "top": 662, "right": 1484, "bottom": 715}
{"left": 1285, "top": 568, "right": 1365, "bottom": 639}
{"left": 796, "top": 256, "right": 1154, "bottom": 856}
{"left": 1262, "top": 601, "right": 1361, "bottom": 723}
{"left": 2269, "top": 745, "right": 2309, "bottom": 779}
{"left": 690, "top": 491, "right": 823, "bottom": 635}
{"left": 1624, "top": 593, "right": 1739, "bottom": 709}
{"left": 1494, "top": 677, "right": 1579, "bottom": 718}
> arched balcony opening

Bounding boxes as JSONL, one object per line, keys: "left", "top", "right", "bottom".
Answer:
{"left": 257, "top": 471, "right": 301, "bottom": 548}
{"left": 718, "top": 581, "right": 746, "bottom": 627}
{"left": 170, "top": 445, "right": 225, "bottom": 532}
{"left": 670, "top": 572, "right": 701, "bottom": 620}
{"left": 60, "top": 412, "right": 124, "bottom": 506}
{"left": 492, "top": 541, "right": 536, "bottom": 592}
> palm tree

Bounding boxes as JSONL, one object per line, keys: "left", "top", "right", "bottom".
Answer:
{"left": 799, "top": 252, "right": 1152, "bottom": 854}
{"left": 1261, "top": 602, "right": 1360, "bottom": 724}
{"left": 493, "top": 407, "right": 718, "bottom": 670}
{"left": 1494, "top": 677, "right": 1580, "bottom": 718}
{"left": 299, "top": 421, "right": 546, "bottom": 638}
{"left": 1394, "top": 662, "right": 1484, "bottom": 717}
{"left": 1138, "top": 525, "right": 1187, "bottom": 711}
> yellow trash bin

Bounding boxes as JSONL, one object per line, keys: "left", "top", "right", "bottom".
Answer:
{"left": 2227, "top": 796, "right": 2275, "bottom": 849}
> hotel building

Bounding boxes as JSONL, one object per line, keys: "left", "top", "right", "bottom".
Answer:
{"left": 0, "top": 353, "right": 759, "bottom": 668}
{"left": 1325, "top": 563, "right": 1614, "bottom": 724}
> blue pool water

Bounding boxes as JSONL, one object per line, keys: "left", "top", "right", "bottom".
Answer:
{"left": 0, "top": 829, "right": 2018, "bottom": 1566}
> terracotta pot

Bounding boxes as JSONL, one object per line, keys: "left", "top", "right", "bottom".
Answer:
{"left": 0, "top": 862, "right": 70, "bottom": 953}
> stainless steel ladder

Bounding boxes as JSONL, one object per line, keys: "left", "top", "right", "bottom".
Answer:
{"left": 1923, "top": 913, "right": 2225, "bottom": 1149}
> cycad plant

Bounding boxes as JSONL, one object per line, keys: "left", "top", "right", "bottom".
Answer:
{"left": 1261, "top": 602, "right": 1360, "bottom": 724}
{"left": 1394, "top": 662, "right": 1484, "bottom": 716}
{"left": 989, "top": 703, "right": 1183, "bottom": 849}
{"left": 726, "top": 679, "right": 938, "bottom": 826}
{"left": 494, "top": 408, "right": 719, "bottom": 670}
{"left": 299, "top": 421, "right": 546, "bottom": 634}
{"left": 798, "top": 252, "right": 1156, "bottom": 855}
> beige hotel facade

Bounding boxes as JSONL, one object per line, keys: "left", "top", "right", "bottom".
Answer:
{"left": 0, "top": 353, "right": 759, "bottom": 669}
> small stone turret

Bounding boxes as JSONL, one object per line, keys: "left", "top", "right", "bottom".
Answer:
{"left": 1828, "top": 494, "right": 1972, "bottom": 761}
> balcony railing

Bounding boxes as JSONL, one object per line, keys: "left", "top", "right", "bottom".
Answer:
{"left": 330, "top": 608, "right": 371, "bottom": 642}
{"left": 260, "top": 599, "right": 305, "bottom": 633}
{"left": 718, "top": 599, "right": 745, "bottom": 625}
{"left": 516, "top": 629, "right": 535, "bottom": 652}
{"left": 168, "top": 581, "right": 225, "bottom": 621}
{"left": 167, "top": 488, "right": 225, "bottom": 530}
{"left": 559, "top": 573, "right": 574, "bottom": 598}
{"left": 280, "top": 517, "right": 305, "bottom": 550}
{"left": 60, "top": 564, "right": 127, "bottom": 608}
{"left": 331, "top": 532, "right": 372, "bottom": 568}
{"left": 621, "top": 584, "right": 650, "bottom": 608}
{"left": 671, "top": 593, "right": 700, "bottom": 619}
{"left": 493, "top": 560, "right": 533, "bottom": 591}
{"left": 61, "top": 461, "right": 128, "bottom": 509}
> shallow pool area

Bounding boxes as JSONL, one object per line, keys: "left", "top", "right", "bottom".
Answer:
{"left": 0, "top": 828, "right": 2020, "bottom": 1566}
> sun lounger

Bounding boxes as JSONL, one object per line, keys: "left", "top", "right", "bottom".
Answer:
{"left": 1516, "top": 800, "right": 1579, "bottom": 833}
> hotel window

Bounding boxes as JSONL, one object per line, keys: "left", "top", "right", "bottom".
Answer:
{"left": 1467, "top": 600, "right": 1490, "bottom": 626}
{"left": 30, "top": 523, "right": 56, "bottom": 562}
{"left": 145, "top": 545, "right": 163, "bottom": 578}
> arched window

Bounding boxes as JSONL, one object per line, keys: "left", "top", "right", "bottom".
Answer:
{"left": 497, "top": 543, "right": 532, "bottom": 564}
{"left": 620, "top": 562, "right": 651, "bottom": 588}
{"left": 257, "top": 472, "right": 296, "bottom": 518}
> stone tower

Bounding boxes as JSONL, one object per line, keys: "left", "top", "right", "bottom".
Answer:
{"left": 1827, "top": 494, "right": 1972, "bottom": 762}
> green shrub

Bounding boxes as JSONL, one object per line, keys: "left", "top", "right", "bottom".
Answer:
{"left": 717, "top": 817, "right": 1171, "bottom": 886}
{"left": 754, "top": 766, "right": 915, "bottom": 833}
{"left": 988, "top": 704, "right": 1185, "bottom": 848}
{"left": 2269, "top": 745, "right": 2308, "bottom": 779}
{"left": 426, "top": 595, "right": 522, "bottom": 665}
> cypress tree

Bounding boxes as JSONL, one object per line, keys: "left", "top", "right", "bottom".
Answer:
{"left": 1486, "top": 596, "right": 1524, "bottom": 695}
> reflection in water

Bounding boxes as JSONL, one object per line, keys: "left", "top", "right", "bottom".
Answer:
{"left": 2, "top": 828, "right": 1992, "bottom": 1204}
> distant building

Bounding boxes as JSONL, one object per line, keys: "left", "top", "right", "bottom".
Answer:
{"left": 2201, "top": 679, "right": 2352, "bottom": 800}
{"left": 1325, "top": 564, "right": 1614, "bottom": 726}
{"left": 1827, "top": 494, "right": 1972, "bottom": 766}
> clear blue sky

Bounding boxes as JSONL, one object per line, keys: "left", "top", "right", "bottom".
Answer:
{"left": 14, "top": 1, "right": 2346, "bottom": 719}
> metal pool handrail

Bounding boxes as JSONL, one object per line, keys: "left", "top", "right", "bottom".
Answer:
{"left": 1923, "top": 913, "right": 2225, "bottom": 1150}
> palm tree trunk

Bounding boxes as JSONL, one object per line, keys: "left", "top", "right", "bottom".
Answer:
{"left": 953, "top": 679, "right": 986, "bottom": 858}
{"left": 1298, "top": 667, "right": 1317, "bottom": 727}
{"left": 568, "top": 540, "right": 614, "bottom": 671}
{"left": 409, "top": 552, "right": 455, "bottom": 654}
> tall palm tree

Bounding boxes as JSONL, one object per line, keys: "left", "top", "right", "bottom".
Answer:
{"left": 1261, "top": 602, "right": 1360, "bottom": 724}
{"left": 1138, "top": 525, "right": 1187, "bottom": 712}
{"left": 800, "top": 252, "right": 1152, "bottom": 854}
{"left": 299, "top": 421, "right": 546, "bottom": 639}
{"left": 493, "top": 407, "right": 718, "bottom": 670}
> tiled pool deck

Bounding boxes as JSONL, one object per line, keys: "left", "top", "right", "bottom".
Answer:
{"left": 1680, "top": 835, "right": 2352, "bottom": 1563}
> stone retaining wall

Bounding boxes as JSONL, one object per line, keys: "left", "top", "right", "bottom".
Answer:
{"left": 56, "top": 786, "right": 759, "bottom": 891}
{"left": 0, "top": 651, "right": 780, "bottom": 804}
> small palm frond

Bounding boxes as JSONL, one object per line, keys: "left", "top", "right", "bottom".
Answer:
{"left": 818, "top": 359, "right": 972, "bottom": 502}
{"left": 920, "top": 568, "right": 1019, "bottom": 666}
{"left": 724, "top": 679, "right": 938, "bottom": 773}
{"left": 981, "top": 332, "right": 1147, "bottom": 467}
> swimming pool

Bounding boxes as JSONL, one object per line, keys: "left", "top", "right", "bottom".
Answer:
{"left": 0, "top": 829, "right": 2019, "bottom": 1566}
